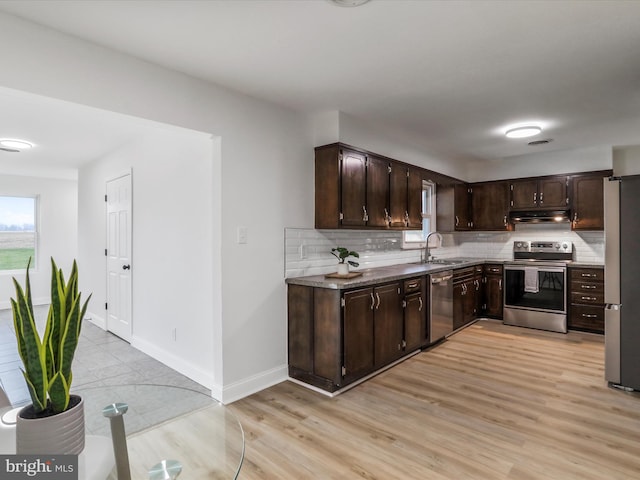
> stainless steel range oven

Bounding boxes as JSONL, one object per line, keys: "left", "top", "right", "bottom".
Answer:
{"left": 503, "top": 240, "right": 573, "bottom": 333}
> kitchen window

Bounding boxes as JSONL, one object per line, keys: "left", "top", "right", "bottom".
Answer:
{"left": 0, "top": 195, "right": 37, "bottom": 271}
{"left": 403, "top": 180, "right": 436, "bottom": 248}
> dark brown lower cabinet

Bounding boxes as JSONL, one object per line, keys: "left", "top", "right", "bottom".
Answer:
{"left": 453, "top": 267, "right": 477, "bottom": 330}
{"left": 288, "top": 280, "right": 418, "bottom": 393}
{"left": 483, "top": 264, "right": 503, "bottom": 319}
{"left": 343, "top": 288, "right": 375, "bottom": 382}
{"left": 568, "top": 267, "right": 605, "bottom": 334}
{"left": 403, "top": 277, "right": 427, "bottom": 352}
{"left": 371, "top": 283, "right": 403, "bottom": 368}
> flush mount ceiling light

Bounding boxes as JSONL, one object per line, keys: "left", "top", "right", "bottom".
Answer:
{"left": 328, "top": 0, "right": 371, "bottom": 6}
{"left": 505, "top": 126, "right": 542, "bottom": 139}
{"left": 0, "top": 139, "right": 34, "bottom": 152}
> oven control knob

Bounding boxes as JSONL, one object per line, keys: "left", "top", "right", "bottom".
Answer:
{"left": 562, "top": 242, "right": 568, "bottom": 250}
{"left": 554, "top": 243, "right": 560, "bottom": 249}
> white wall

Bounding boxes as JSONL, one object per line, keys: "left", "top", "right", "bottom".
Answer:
{"left": 613, "top": 146, "right": 640, "bottom": 175}
{"left": 0, "top": 12, "right": 312, "bottom": 403}
{"left": 467, "top": 145, "right": 613, "bottom": 182}
{"left": 307, "top": 110, "right": 468, "bottom": 180}
{"left": 338, "top": 112, "right": 468, "bottom": 179}
{"left": 0, "top": 175, "right": 77, "bottom": 309}
{"left": 78, "top": 129, "right": 217, "bottom": 389}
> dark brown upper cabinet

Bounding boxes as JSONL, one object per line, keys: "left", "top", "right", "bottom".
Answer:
{"left": 510, "top": 176, "right": 569, "bottom": 210}
{"left": 436, "top": 183, "right": 472, "bottom": 231}
{"left": 315, "top": 143, "right": 423, "bottom": 230}
{"left": 571, "top": 173, "right": 607, "bottom": 230}
{"left": 390, "top": 165, "right": 422, "bottom": 228}
{"left": 471, "top": 181, "right": 511, "bottom": 231}
{"left": 407, "top": 167, "right": 423, "bottom": 229}
{"left": 340, "top": 149, "right": 368, "bottom": 227}
{"left": 389, "top": 162, "right": 408, "bottom": 228}
{"left": 367, "top": 155, "right": 391, "bottom": 228}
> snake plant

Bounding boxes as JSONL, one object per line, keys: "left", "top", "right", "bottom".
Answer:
{"left": 11, "top": 258, "right": 92, "bottom": 415}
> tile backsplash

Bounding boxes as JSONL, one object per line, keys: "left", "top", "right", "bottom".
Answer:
{"left": 284, "top": 224, "right": 604, "bottom": 278}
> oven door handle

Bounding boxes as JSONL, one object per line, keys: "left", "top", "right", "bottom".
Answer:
{"left": 504, "top": 266, "right": 566, "bottom": 273}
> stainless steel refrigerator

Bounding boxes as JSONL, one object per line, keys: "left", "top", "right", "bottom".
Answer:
{"left": 604, "top": 175, "right": 640, "bottom": 390}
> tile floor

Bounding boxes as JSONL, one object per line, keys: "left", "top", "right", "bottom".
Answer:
{"left": 1, "top": 305, "right": 212, "bottom": 435}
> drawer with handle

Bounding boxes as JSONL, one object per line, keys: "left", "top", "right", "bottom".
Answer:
{"left": 571, "top": 280, "right": 604, "bottom": 295}
{"left": 403, "top": 277, "right": 422, "bottom": 294}
{"left": 570, "top": 268, "right": 604, "bottom": 282}
{"left": 569, "top": 304, "right": 604, "bottom": 332}
{"left": 570, "top": 291, "right": 604, "bottom": 305}
{"left": 485, "top": 264, "right": 503, "bottom": 275}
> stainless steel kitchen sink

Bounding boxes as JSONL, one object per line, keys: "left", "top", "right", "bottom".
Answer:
{"left": 412, "top": 259, "right": 467, "bottom": 266}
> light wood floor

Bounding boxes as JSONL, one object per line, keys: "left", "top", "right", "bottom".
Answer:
{"left": 229, "top": 320, "right": 640, "bottom": 479}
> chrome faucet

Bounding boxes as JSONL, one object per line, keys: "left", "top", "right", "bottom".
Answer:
{"left": 424, "top": 231, "right": 442, "bottom": 263}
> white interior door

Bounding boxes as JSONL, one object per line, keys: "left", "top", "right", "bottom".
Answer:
{"left": 106, "top": 173, "right": 132, "bottom": 342}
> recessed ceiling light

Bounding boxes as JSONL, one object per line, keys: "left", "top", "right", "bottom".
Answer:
{"left": 328, "top": 0, "right": 371, "bottom": 7}
{"left": 505, "top": 126, "right": 542, "bottom": 139}
{"left": 0, "top": 139, "right": 34, "bottom": 151}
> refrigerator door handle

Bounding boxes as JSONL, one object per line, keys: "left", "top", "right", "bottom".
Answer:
{"left": 605, "top": 304, "right": 621, "bottom": 384}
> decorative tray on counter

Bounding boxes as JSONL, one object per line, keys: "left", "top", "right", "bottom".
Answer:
{"left": 324, "top": 272, "right": 363, "bottom": 279}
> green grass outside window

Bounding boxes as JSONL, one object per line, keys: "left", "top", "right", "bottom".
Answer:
{"left": 0, "top": 248, "right": 35, "bottom": 270}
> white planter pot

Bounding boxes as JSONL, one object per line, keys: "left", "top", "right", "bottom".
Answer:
{"left": 16, "top": 394, "right": 85, "bottom": 455}
{"left": 337, "top": 264, "right": 349, "bottom": 275}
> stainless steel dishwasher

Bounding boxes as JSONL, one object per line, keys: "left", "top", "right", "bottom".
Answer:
{"left": 429, "top": 270, "right": 454, "bottom": 343}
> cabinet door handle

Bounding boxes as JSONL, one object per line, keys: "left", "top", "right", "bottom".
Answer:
{"left": 455, "top": 215, "right": 459, "bottom": 227}
{"left": 580, "top": 285, "right": 597, "bottom": 289}
{"left": 581, "top": 296, "right": 597, "bottom": 301}
{"left": 581, "top": 313, "right": 598, "bottom": 318}
{"left": 375, "top": 292, "right": 381, "bottom": 309}
{"left": 503, "top": 215, "right": 507, "bottom": 226}
{"left": 384, "top": 208, "right": 391, "bottom": 225}
{"left": 539, "top": 192, "right": 543, "bottom": 204}
{"left": 418, "top": 297, "right": 423, "bottom": 312}
{"left": 499, "top": 279, "right": 502, "bottom": 290}
{"left": 573, "top": 212, "right": 579, "bottom": 224}
{"left": 362, "top": 205, "right": 369, "bottom": 222}
{"left": 581, "top": 273, "right": 596, "bottom": 278}
{"left": 408, "top": 282, "right": 418, "bottom": 289}
{"left": 475, "top": 279, "right": 480, "bottom": 290}
{"left": 533, "top": 192, "right": 537, "bottom": 204}
{"left": 370, "top": 292, "right": 375, "bottom": 310}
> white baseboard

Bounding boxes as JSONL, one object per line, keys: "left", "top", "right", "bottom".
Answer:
{"left": 131, "top": 336, "right": 216, "bottom": 395}
{"left": 86, "top": 311, "right": 107, "bottom": 330}
{"left": 221, "top": 364, "right": 288, "bottom": 404}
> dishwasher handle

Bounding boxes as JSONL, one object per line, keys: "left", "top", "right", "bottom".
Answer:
{"left": 431, "top": 275, "right": 453, "bottom": 284}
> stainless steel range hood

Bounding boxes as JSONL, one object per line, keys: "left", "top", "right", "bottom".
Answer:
{"left": 509, "top": 210, "right": 571, "bottom": 223}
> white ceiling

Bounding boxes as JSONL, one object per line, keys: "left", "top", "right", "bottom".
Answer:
{"left": 0, "top": 87, "right": 167, "bottom": 178}
{"left": 1, "top": 0, "right": 640, "bottom": 169}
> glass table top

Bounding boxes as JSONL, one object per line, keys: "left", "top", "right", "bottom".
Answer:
{"left": 1, "top": 384, "right": 244, "bottom": 479}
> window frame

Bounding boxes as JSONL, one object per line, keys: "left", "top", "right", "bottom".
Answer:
{"left": 0, "top": 194, "right": 39, "bottom": 273}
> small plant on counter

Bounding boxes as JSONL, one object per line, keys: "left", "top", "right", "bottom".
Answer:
{"left": 331, "top": 247, "right": 360, "bottom": 267}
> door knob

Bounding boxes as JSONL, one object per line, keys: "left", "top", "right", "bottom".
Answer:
{"left": 122, "top": 265, "right": 131, "bottom": 270}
